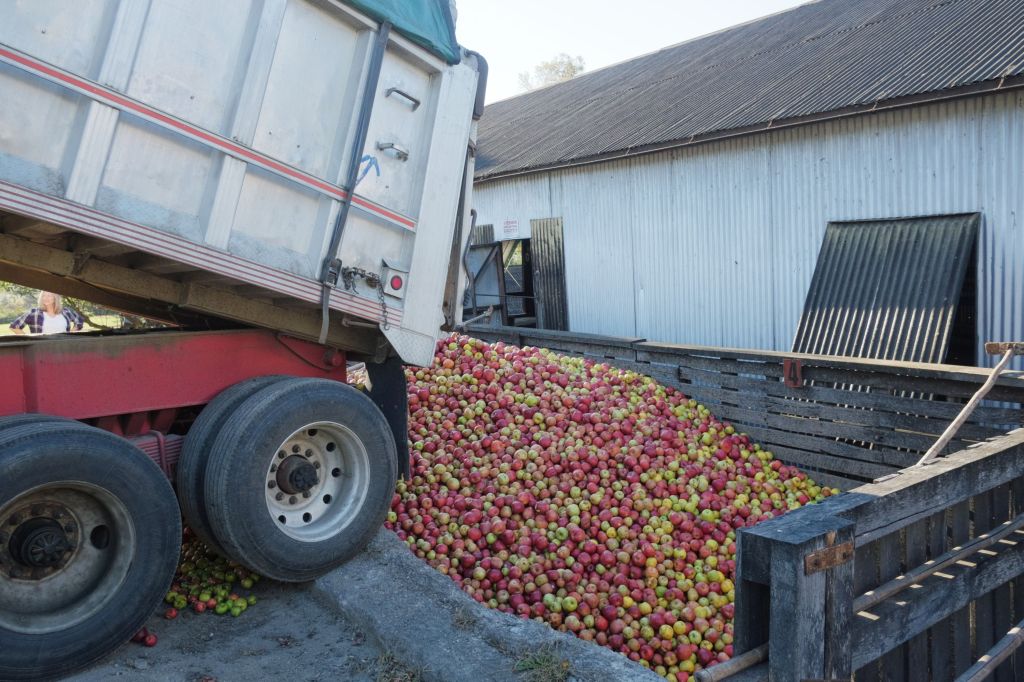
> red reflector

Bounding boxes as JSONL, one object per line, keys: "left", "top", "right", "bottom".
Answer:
{"left": 390, "top": 275, "right": 403, "bottom": 290}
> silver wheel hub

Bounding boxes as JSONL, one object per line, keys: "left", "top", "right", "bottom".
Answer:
{"left": 0, "top": 484, "right": 135, "bottom": 634}
{"left": 264, "top": 421, "right": 370, "bottom": 542}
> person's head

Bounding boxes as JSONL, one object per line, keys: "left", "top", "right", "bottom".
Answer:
{"left": 37, "top": 291, "right": 62, "bottom": 314}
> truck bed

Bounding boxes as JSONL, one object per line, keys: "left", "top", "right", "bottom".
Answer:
{"left": 0, "top": 0, "right": 481, "bottom": 364}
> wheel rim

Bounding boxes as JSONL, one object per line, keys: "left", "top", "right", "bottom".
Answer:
{"left": 264, "top": 421, "right": 370, "bottom": 542}
{"left": 0, "top": 483, "right": 135, "bottom": 634}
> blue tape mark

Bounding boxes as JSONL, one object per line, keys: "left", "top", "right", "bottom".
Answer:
{"left": 356, "top": 155, "right": 381, "bottom": 187}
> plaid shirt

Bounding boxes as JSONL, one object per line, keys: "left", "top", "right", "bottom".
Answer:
{"left": 9, "top": 308, "right": 84, "bottom": 334}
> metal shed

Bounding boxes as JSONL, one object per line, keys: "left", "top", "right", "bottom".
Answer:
{"left": 471, "top": 0, "right": 1024, "bottom": 368}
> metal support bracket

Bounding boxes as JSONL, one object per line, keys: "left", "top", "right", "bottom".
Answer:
{"left": 784, "top": 358, "right": 804, "bottom": 388}
{"left": 804, "top": 540, "right": 854, "bottom": 575}
{"left": 376, "top": 141, "right": 409, "bottom": 161}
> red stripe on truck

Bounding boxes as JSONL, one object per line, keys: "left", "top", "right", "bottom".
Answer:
{"left": 0, "top": 44, "right": 416, "bottom": 231}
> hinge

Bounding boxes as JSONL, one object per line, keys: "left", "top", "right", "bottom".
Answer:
{"left": 804, "top": 541, "right": 854, "bottom": 575}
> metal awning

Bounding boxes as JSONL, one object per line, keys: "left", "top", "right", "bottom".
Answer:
{"left": 793, "top": 214, "right": 979, "bottom": 363}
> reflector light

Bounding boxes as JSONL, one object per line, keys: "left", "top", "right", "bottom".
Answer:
{"left": 390, "top": 275, "right": 403, "bottom": 290}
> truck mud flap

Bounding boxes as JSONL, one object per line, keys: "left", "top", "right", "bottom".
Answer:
{"left": 366, "top": 355, "right": 410, "bottom": 480}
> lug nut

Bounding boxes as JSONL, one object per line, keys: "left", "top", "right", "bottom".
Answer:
{"left": 291, "top": 445, "right": 300, "bottom": 453}
{"left": 305, "top": 449, "right": 313, "bottom": 458}
{"left": 302, "top": 491, "right": 311, "bottom": 499}
{"left": 268, "top": 481, "right": 276, "bottom": 489}
{"left": 277, "top": 451, "right": 286, "bottom": 460}
{"left": 289, "top": 496, "right": 298, "bottom": 505}
{"left": 276, "top": 492, "right": 284, "bottom": 501}
{"left": 313, "top": 462, "right": 321, "bottom": 470}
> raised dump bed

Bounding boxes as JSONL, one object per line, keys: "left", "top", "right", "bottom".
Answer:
{"left": 469, "top": 325, "right": 1024, "bottom": 681}
{"left": 0, "top": 0, "right": 484, "bottom": 365}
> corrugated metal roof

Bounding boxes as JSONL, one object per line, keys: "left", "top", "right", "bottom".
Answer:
{"left": 792, "top": 214, "right": 979, "bottom": 362}
{"left": 475, "top": 0, "right": 1024, "bottom": 181}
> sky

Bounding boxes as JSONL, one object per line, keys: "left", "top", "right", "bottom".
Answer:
{"left": 454, "top": 0, "right": 810, "bottom": 103}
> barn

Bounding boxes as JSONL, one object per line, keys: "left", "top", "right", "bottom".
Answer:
{"left": 469, "top": 0, "right": 1024, "bottom": 367}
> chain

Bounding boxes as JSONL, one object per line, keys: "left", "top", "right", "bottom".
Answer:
{"left": 341, "top": 266, "right": 389, "bottom": 330}
{"left": 377, "top": 269, "right": 389, "bottom": 331}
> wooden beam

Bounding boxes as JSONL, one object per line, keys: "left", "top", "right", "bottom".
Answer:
{"left": 178, "top": 270, "right": 239, "bottom": 285}
{"left": 737, "top": 506, "right": 856, "bottom": 680}
{"left": 68, "top": 234, "right": 137, "bottom": 258}
{"left": 0, "top": 233, "right": 380, "bottom": 355}
{"left": 0, "top": 262, "right": 213, "bottom": 327}
{"left": 0, "top": 215, "right": 65, "bottom": 238}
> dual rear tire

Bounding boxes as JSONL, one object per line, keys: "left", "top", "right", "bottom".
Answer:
{"left": 178, "top": 377, "right": 399, "bottom": 581}
{"left": 0, "top": 376, "right": 399, "bottom": 679}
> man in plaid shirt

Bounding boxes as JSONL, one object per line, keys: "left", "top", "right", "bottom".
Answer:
{"left": 9, "top": 291, "right": 84, "bottom": 335}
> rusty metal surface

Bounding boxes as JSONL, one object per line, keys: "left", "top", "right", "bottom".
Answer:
{"left": 805, "top": 541, "right": 855, "bottom": 575}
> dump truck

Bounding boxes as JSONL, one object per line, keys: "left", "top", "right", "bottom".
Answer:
{"left": 0, "top": 1, "right": 484, "bottom": 678}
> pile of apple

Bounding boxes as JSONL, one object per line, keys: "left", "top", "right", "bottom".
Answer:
{"left": 389, "top": 336, "right": 836, "bottom": 681}
{"left": 163, "top": 528, "right": 260, "bottom": 619}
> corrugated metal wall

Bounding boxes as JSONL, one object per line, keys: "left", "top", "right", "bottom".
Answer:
{"left": 792, "top": 215, "right": 979, "bottom": 362}
{"left": 530, "top": 218, "right": 569, "bottom": 331}
{"left": 472, "top": 91, "right": 1024, "bottom": 367}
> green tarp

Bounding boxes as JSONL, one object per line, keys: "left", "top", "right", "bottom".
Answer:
{"left": 349, "top": 0, "right": 460, "bottom": 64}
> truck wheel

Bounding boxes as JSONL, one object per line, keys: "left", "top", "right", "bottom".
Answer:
{"left": 205, "top": 378, "right": 398, "bottom": 582}
{"left": 0, "top": 414, "right": 80, "bottom": 433}
{"left": 0, "top": 423, "right": 180, "bottom": 681}
{"left": 177, "top": 376, "right": 288, "bottom": 555}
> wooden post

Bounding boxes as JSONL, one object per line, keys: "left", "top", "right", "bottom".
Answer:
{"left": 736, "top": 505, "right": 856, "bottom": 681}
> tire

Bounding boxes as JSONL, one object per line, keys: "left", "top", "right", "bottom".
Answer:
{"left": 0, "top": 423, "right": 181, "bottom": 681}
{"left": 0, "top": 414, "right": 82, "bottom": 433}
{"left": 177, "top": 375, "right": 288, "bottom": 556}
{"left": 204, "top": 378, "right": 398, "bottom": 582}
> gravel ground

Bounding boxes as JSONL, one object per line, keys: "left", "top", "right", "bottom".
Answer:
{"left": 66, "top": 581, "right": 396, "bottom": 682}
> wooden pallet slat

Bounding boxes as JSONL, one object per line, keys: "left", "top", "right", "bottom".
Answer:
{"left": 673, "top": 363, "right": 1021, "bottom": 427}
{"left": 992, "top": 482, "right": 1015, "bottom": 682}
{"left": 951, "top": 500, "right": 973, "bottom": 676}
{"left": 905, "top": 519, "right": 930, "bottom": 682}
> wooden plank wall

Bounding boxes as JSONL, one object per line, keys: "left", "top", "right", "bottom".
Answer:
{"left": 468, "top": 326, "right": 1024, "bottom": 491}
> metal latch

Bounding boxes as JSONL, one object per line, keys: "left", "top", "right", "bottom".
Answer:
{"left": 376, "top": 141, "right": 409, "bottom": 161}
{"left": 804, "top": 541, "right": 854, "bottom": 575}
{"left": 783, "top": 358, "right": 803, "bottom": 388}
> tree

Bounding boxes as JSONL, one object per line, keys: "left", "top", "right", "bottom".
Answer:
{"left": 518, "top": 53, "right": 585, "bottom": 92}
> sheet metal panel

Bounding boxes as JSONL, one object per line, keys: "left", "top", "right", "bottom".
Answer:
{"left": 472, "top": 91, "right": 1024, "bottom": 368}
{"left": 476, "top": 0, "right": 1024, "bottom": 180}
{"left": 530, "top": 218, "right": 568, "bottom": 331}
{"left": 793, "top": 215, "right": 979, "bottom": 362}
